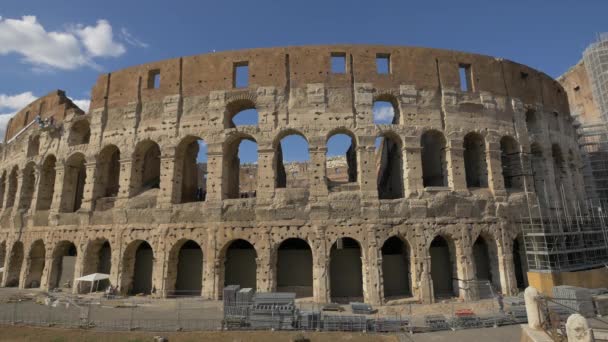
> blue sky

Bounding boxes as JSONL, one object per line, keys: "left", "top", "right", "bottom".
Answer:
{"left": 1, "top": 0, "right": 606, "bottom": 163}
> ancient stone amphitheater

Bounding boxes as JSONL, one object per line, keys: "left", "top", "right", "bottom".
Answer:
{"left": 0, "top": 45, "right": 585, "bottom": 305}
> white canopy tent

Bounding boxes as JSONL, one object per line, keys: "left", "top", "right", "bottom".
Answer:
{"left": 75, "top": 273, "right": 110, "bottom": 293}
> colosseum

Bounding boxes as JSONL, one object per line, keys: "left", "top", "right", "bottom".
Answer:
{"left": 0, "top": 45, "right": 585, "bottom": 305}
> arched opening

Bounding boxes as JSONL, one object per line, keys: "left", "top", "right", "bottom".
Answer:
{"left": 326, "top": 132, "right": 357, "bottom": 191}
{"left": 552, "top": 144, "right": 566, "bottom": 196}
{"left": 473, "top": 235, "right": 501, "bottom": 292}
{"left": 330, "top": 237, "right": 363, "bottom": 302}
{"left": 430, "top": 236, "right": 457, "bottom": 299}
{"left": 277, "top": 238, "right": 312, "bottom": 298}
{"left": 500, "top": 136, "right": 522, "bottom": 190}
{"left": 463, "top": 132, "right": 488, "bottom": 188}
{"left": 176, "top": 137, "right": 207, "bottom": 203}
{"left": 97, "top": 145, "right": 121, "bottom": 198}
{"left": 69, "top": 120, "right": 91, "bottom": 146}
{"left": 421, "top": 130, "right": 448, "bottom": 187}
{"left": 18, "top": 162, "right": 36, "bottom": 210}
{"left": 530, "top": 143, "right": 547, "bottom": 205}
{"left": 223, "top": 136, "right": 258, "bottom": 199}
{"left": 5, "top": 241, "right": 24, "bottom": 287}
{"left": 36, "top": 155, "right": 56, "bottom": 211}
{"left": 525, "top": 109, "right": 540, "bottom": 133}
{"left": 121, "top": 240, "right": 154, "bottom": 295}
{"left": 61, "top": 153, "right": 86, "bottom": 212}
{"left": 5, "top": 167, "right": 18, "bottom": 208}
{"left": 50, "top": 241, "right": 77, "bottom": 289}
{"left": 513, "top": 236, "right": 528, "bottom": 290}
{"left": 274, "top": 133, "right": 310, "bottom": 189}
{"left": 132, "top": 140, "right": 161, "bottom": 195}
{"left": 381, "top": 236, "right": 411, "bottom": 299}
{"left": 225, "top": 99, "right": 258, "bottom": 128}
{"left": 173, "top": 240, "right": 203, "bottom": 296}
{"left": 25, "top": 240, "right": 45, "bottom": 288}
{"left": 80, "top": 239, "right": 111, "bottom": 292}
{"left": 375, "top": 134, "right": 404, "bottom": 199}
{"left": 224, "top": 239, "right": 257, "bottom": 290}
{"left": 373, "top": 96, "right": 399, "bottom": 124}
{"left": 27, "top": 135, "right": 40, "bottom": 157}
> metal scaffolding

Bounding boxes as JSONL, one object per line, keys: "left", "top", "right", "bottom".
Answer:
{"left": 578, "top": 122, "right": 608, "bottom": 203}
{"left": 584, "top": 33, "right": 608, "bottom": 124}
{"left": 520, "top": 198, "right": 608, "bottom": 272}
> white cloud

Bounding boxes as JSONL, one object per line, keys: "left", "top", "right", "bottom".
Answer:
{"left": 75, "top": 19, "right": 125, "bottom": 57}
{"left": 0, "top": 113, "right": 15, "bottom": 140}
{"left": 0, "top": 92, "right": 92, "bottom": 140}
{"left": 71, "top": 98, "right": 90, "bottom": 112}
{"left": 120, "top": 28, "right": 148, "bottom": 48}
{"left": 0, "top": 91, "right": 39, "bottom": 140}
{"left": 373, "top": 105, "right": 395, "bottom": 123}
{"left": 0, "top": 16, "right": 131, "bottom": 70}
{"left": 0, "top": 91, "right": 37, "bottom": 111}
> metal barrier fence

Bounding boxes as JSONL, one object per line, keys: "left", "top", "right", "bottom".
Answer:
{"left": 536, "top": 294, "right": 608, "bottom": 341}
{"left": 0, "top": 294, "right": 527, "bottom": 334}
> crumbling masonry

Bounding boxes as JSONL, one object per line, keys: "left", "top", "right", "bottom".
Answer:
{"left": 0, "top": 45, "right": 585, "bottom": 304}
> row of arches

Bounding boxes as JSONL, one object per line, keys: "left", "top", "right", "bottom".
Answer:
{"left": 1, "top": 130, "right": 543, "bottom": 213}
{"left": 0, "top": 233, "right": 528, "bottom": 301}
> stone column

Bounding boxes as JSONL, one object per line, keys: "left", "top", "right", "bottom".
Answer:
{"left": 40, "top": 254, "right": 54, "bottom": 290}
{"left": 18, "top": 249, "right": 28, "bottom": 289}
{"left": 499, "top": 247, "right": 517, "bottom": 296}
{"left": 403, "top": 136, "right": 423, "bottom": 197}
{"left": 256, "top": 146, "right": 275, "bottom": 203}
{"left": 418, "top": 248, "right": 434, "bottom": 304}
{"left": 255, "top": 227, "right": 274, "bottom": 293}
{"left": 157, "top": 151, "right": 177, "bottom": 209}
{"left": 357, "top": 137, "right": 377, "bottom": 200}
{"left": 79, "top": 160, "right": 98, "bottom": 211}
{"left": 39, "top": 251, "right": 52, "bottom": 291}
{"left": 27, "top": 165, "right": 42, "bottom": 216}
{"left": 71, "top": 246, "right": 86, "bottom": 294}
{"left": 455, "top": 228, "right": 475, "bottom": 301}
{"left": 202, "top": 228, "right": 219, "bottom": 299}
{"left": 11, "top": 169, "right": 25, "bottom": 217}
{"left": 307, "top": 139, "right": 329, "bottom": 202}
{"left": 312, "top": 226, "right": 330, "bottom": 303}
{"left": 447, "top": 139, "right": 467, "bottom": 192}
{"left": 0, "top": 177, "right": 10, "bottom": 216}
{"left": 109, "top": 243, "right": 122, "bottom": 290}
{"left": 114, "top": 158, "right": 133, "bottom": 207}
{"left": 363, "top": 226, "right": 382, "bottom": 305}
{"left": 205, "top": 143, "right": 223, "bottom": 202}
{"left": 486, "top": 140, "right": 507, "bottom": 199}
{"left": 49, "top": 164, "right": 65, "bottom": 214}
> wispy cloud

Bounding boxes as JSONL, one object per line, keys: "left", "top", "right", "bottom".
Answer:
{"left": 0, "top": 16, "right": 134, "bottom": 70}
{"left": 120, "top": 28, "right": 149, "bottom": 48}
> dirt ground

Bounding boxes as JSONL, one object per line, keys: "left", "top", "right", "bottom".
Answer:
{"left": 0, "top": 325, "right": 399, "bottom": 342}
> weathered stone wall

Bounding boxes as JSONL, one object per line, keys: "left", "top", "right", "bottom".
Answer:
{"left": 0, "top": 45, "right": 582, "bottom": 305}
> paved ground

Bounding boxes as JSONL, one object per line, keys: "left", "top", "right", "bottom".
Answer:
{"left": 0, "top": 287, "right": 527, "bottom": 341}
{"left": 409, "top": 325, "right": 521, "bottom": 341}
{"left": 0, "top": 326, "right": 400, "bottom": 342}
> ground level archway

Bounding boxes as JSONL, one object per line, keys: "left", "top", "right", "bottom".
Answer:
{"left": 276, "top": 238, "right": 312, "bottom": 298}
{"left": 330, "top": 237, "right": 363, "bottom": 303}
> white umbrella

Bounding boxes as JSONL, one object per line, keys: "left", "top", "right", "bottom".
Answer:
{"left": 75, "top": 273, "right": 110, "bottom": 293}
